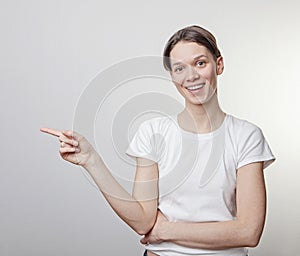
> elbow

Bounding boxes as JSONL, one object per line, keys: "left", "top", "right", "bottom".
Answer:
{"left": 133, "top": 218, "right": 155, "bottom": 235}
{"left": 237, "top": 217, "right": 264, "bottom": 248}
{"left": 243, "top": 228, "right": 263, "bottom": 248}
{"left": 246, "top": 233, "right": 262, "bottom": 248}
{"left": 134, "top": 224, "right": 153, "bottom": 236}
{"left": 136, "top": 229, "right": 148, "bottom": 236}
{"left": 131, "top": 207, "right": 157, "bottom": 235}
{"left": 246, "top": 237, "right": 260, "bottom": 248}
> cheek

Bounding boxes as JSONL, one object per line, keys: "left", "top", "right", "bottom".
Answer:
{"left": 171, "top": 73, "right": 185, "bottom": 85}
{"left": 202, "top": 69, "right": 217, "bottom": 83}
{"left": 173, "top": 81, "right": 183, "bottom": 92}
{"left": 171, "top": 79, "right": 185, "bottom": 94}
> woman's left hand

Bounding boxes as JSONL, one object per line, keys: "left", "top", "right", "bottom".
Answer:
{"left": 140, "top": 210, "right": 169, "bottom": 245}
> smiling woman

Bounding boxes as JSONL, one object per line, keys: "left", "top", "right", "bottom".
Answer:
{"left": 41, "top": 25, "right": 275, "bottom": 256}
{"left": 169, "top": 42, "right": 223, "bottom": 107}
{"left": 163, "top": 26, "right": 223, "bottom": 110}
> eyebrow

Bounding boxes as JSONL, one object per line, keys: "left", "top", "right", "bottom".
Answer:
{"left": 171, "top": 54, "right": 208, "bottom": 67}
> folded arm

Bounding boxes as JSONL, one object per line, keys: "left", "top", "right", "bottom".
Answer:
{"left": 141, "top": 162, "right": 266, "bottom": 249}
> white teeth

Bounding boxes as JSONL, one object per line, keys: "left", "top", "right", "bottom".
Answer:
{"left": 186, "top": 84, "right": 204, "bottom": 90}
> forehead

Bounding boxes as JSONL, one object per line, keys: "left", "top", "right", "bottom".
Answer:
{"left": 170, "top": 41, "right": 212, "bottom": 65}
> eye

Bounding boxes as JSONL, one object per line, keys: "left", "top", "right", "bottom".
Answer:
{"left": 196, "top": 60, "right": 206, "bottom": 67}
{"left": 173, "top": 66, "right": 185, "bottom": 73}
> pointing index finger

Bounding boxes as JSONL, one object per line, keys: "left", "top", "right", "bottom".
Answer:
{"left": 40, "top": 127, "right": 62, "bottom": 137}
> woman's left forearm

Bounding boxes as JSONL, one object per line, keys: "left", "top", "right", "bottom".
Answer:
{"left": 160, "top": 219, "right": 260, "bottom": 249}
{"left": 141, "top": 163, "right": 266, "bottom": 249}
{"left": 161, "top": 163, "right": 266, "bottom": 249}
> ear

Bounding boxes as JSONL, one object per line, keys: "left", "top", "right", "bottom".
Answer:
{"left": 216, "top": 56, "right": 224, "bottom": 75}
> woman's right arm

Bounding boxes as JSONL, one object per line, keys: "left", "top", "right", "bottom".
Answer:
{"left": 40, "top": 128, "right": 158, "bottom": 235}
{"left": 86, "top": 153, "right": 159, "bottom": 235}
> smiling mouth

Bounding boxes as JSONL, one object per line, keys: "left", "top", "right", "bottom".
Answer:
{"left": 185, "top": 83, "right": 205, "bottom": 91}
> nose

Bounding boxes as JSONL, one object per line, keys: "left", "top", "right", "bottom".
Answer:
{"left": 186, "top": 66, "right": 200, "bottom": 82}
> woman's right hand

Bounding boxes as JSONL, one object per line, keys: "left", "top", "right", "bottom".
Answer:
{"left": 40, "top": 127, "right": 96, "bottom": 168}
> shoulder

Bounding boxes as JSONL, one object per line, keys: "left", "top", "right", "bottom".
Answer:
{"left": 226, "top": 114, "right": 263, "bottom": 136}
{"left": 226, "top": 114, "right": 275, "bottom": 169}
{"left": 138, "top": 115, "right": 177, "bottom": 133}
{"left": 226, "top": 114, "right": 266, "bottom": 150}
{"left": 226, "top": 114, "right": 268, "bottom": 158}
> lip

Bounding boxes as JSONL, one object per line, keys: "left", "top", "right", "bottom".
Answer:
{"left": 184, "top": 83, "right": 205, "bottom": 93}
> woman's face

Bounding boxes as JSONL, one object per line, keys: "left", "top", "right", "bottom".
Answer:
{"left": 169, "top": 41, "right": 224, "bottom": 106}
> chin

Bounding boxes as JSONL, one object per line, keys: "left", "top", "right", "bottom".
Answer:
{"left": 186, "top": 95, "right": 208, "bottom": 105}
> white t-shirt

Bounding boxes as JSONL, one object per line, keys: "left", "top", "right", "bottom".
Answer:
{"left": 126, "top": 114, "right": 275, "bottom": 256}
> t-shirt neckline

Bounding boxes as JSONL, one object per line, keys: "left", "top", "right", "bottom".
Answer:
{"left": 173, "top": 113, "right": 229, "bottom": 139}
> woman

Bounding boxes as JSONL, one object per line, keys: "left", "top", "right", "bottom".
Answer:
{"left": 41, "top": 25, "right": 275, "bottom": 256}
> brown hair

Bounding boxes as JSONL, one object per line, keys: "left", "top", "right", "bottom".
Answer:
{"left": 163, "top": 25, "right": 221, "bottom": 71}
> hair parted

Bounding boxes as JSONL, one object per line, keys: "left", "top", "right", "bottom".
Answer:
{"left": 163, "top": 25, "right": 221, "bottom": 71}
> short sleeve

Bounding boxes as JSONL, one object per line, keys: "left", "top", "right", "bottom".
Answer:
{"left": 125, "top": 120, "right": 158, "bottom": 162}
{"left": 237, "top": 123, "right": 275, "bottom": 170}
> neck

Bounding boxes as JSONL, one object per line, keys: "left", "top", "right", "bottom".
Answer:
{"left": 178, "top": 94, "right": 225, "bottom": 134}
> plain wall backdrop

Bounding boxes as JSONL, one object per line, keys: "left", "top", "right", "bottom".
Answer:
{"left": 1, "top": 0, "right": 299, "bottom": 255}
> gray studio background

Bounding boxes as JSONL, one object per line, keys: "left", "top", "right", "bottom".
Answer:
{"left": 1, "top": 0, "right": 300, "bottom": 255}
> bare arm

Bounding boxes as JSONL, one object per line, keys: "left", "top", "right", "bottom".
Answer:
{"left": 141, "top": 162, "right": 266, "bottom": 249}
{"left": 87, "top": 154, "right": 159, "bottom": 235}
{"left": 40, "top": 127, "right": 158, "bottom": 235}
